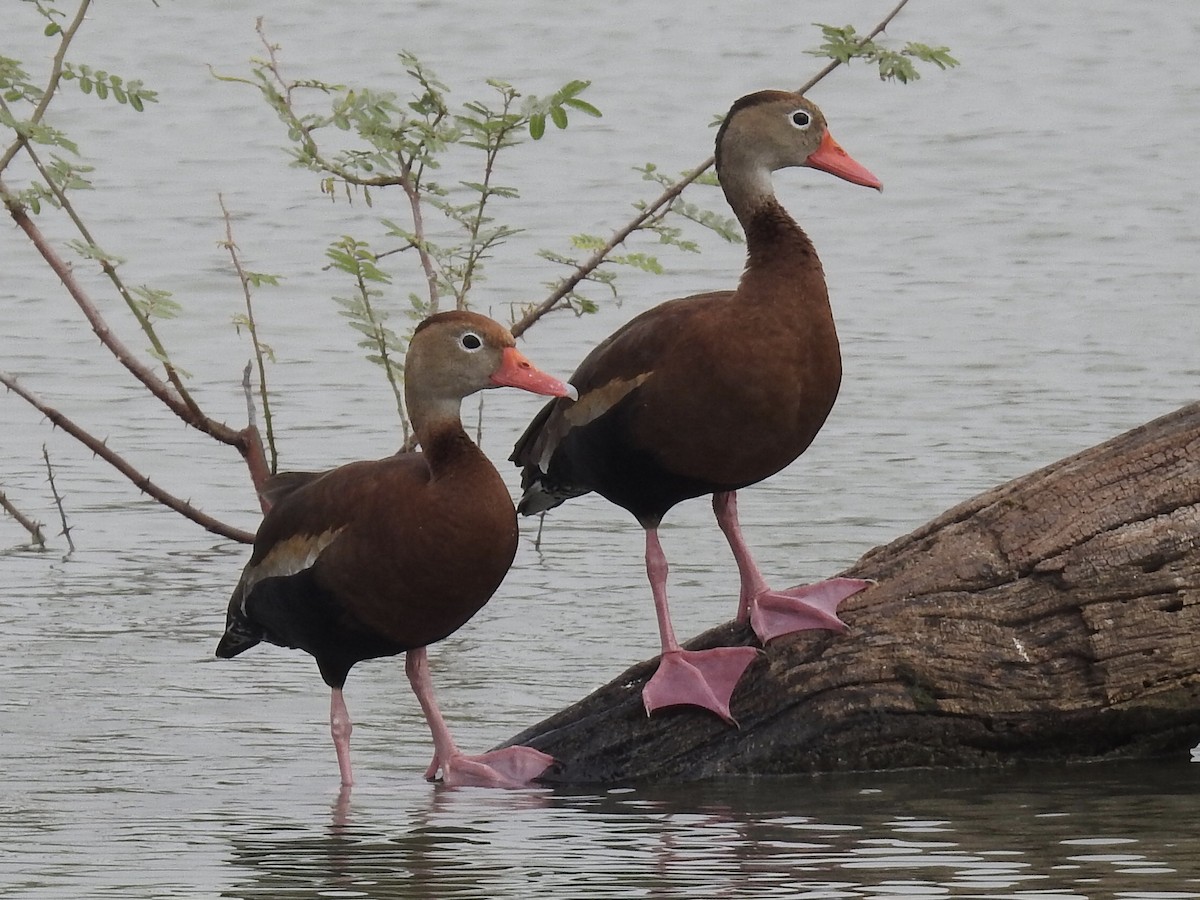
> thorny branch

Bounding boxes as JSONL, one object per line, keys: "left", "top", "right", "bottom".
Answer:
{"left": 42, "top": 444, "right": 75, "bottom": 553}
{"left": 0, "top": 373, "right": 256, "bottom": 544}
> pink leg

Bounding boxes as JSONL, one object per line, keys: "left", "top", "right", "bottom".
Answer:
{"left": 404, "top": 647, "right": 553, "bottom": 788}
{"left": 713, "top": 491, "right": 869, "bottom": 643}
{"left": 330, "top": 687, "right": 355, "bottom": 787}
{"left": 640, "top": 527, "right": 758, "bottom": 725}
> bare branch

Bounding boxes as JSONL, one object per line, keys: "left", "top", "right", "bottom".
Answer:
{"left": 241, "top": 362, "right": 257, "bottom": 432}
{"left": 1, "top": 372, "right": 256, "bottom": 544}
{"left": 41, "top": 444, "right": 75, "bottom": 553}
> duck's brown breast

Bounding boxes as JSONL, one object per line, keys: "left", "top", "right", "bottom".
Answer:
{"left": 263, "top": 446, "right": 518, "bottom": 650}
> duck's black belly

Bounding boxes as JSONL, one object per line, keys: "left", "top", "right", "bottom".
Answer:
{"left": 247, "top": 567, "right": 408, "bottom": 689}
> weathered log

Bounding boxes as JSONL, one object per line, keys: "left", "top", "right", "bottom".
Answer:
{"left": 502, "top": 401, "right": 1200, "bottom": 783}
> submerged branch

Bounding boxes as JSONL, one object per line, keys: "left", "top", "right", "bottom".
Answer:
{"left": 0, "top": 488, "right": 47, "bottom": 548}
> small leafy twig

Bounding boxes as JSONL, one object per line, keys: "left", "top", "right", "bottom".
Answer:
{"left": 220, "top": 194, "right": 280, "bottom": 476}
{"left": 0, "top": 487, "right": 47, "bottom": 549}
{"left": 807, "top": 23, "right": 958, "bottom": 83}
{"left": 222, "top": 32, "right": 601, "bottom": 358}
{"left": 0, "top": 0, "right": 91, "bottom": 173}
{"left": 447, "top": 79, "right": 533, "bottom": 308}
{"left": 326, "top": 236, "right": 410, "bottom": 441}
{"left": 394, "top": 52, "right": 451, "bottom": 314}
{"left": 42, "top": 444, "right": 75, "bottom": 553}
{"left": 0, "top": 372, "right": 256, "bottom": 544}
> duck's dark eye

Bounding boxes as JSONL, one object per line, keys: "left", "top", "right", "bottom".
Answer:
{"left": 790, "top": 110, "right": 811, "bottom": 129}
{"left": 460, "top": 332, "right": 483, "bottom": 351}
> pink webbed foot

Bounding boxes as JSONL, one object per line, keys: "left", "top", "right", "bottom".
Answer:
{"left": 425, "top": 745, "right": 554, "bottom": 789}
{"left": 746, "top": 576, "right": 871, "bottom": 644}
{"left": 642, "top": 646, "right": 760, "bottom": 725}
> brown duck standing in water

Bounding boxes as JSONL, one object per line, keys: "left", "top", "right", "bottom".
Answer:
{"left": 217, "top": 311, "right": 575, "bottom": 787}
{"left": 512, "top": 91, "right": 881, "bottom": 723}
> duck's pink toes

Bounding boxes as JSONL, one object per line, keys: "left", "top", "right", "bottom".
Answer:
{"left": 748, "top": 576, "right": 871, "bottom": 644}
{"left": 434, "top": 746, "right": 555, "bottom": 788}
{"left": 642, "top": 646, "right": 760, "bottom": 725}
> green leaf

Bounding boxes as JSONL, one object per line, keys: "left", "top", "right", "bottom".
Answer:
{"left": 611, "top": 252, "right": 664, "bottom": 274}
{"left": 244, "top": 271, "right": 283, "bottom": 288}
{"left": 559, "top": 79, "right": 590, "bottom": 99}
{"left": 550, "top": 105, "right": 568, "bottom": 129}
{"left": 569, "top": 233, "right": 606, "bottom": 251}
{"left": 807, "top": 23, "right": 860, "bottom": 64}
{"left": 66, "top": 239, "right": 124, "bottom": 265}
{"left": 563, "top": 97, "right": 602, "bottom": 118}
{"left": 131, "top": 284, "right": 182, "bottom": 320}
{"left": 904, "top": 42, "right": 960, "bottom": 70}
{"left": 529, "top": 112, "right": 546, "bottom": 140}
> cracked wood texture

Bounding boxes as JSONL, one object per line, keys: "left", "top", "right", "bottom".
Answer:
{"left": 503, "top": 401, "right": 1200, "bottom": 784}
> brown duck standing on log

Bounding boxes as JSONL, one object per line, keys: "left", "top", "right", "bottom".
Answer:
{"left": 217, "top": 311, "right": 575, "bottom": 788}
{"left": 512, "top": 91, "right": 881, "bottom": 724}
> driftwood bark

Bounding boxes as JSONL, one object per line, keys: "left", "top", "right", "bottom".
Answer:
{"left": 503, "top": 401, "right": 1200, "bottom": 784}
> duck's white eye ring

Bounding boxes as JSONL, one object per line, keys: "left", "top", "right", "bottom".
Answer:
{"left": 790, "top": 110, "right": 812, "bottom": 129}
{"left": 460, "top": 332, "right": 483, "bottom": 351}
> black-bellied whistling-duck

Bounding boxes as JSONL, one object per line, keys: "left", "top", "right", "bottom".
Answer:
{"left": 511, "top": 91, "right": 881, "bottom": 724}
{"left": 217, "top": 310, "right": 575, "bottom": 788}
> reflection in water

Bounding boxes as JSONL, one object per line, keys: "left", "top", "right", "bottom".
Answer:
{"left": 218, "top": 764, "right": 1200, "bottom": 899}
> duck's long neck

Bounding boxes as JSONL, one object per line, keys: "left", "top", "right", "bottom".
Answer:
{"left": 721, "top": 165, "right": 823, "bottom": 289}
{"left": 408, "top": 396, "right": 483, "bottom": 476}
{"left": 741, "top": 197, "right": 819, "bottom": 271}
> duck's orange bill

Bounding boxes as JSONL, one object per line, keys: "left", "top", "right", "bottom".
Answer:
{"left": 491, "top": 346, "right": 578, "bottom": 399}
{"left": 806, "top": 130, "right": 882, "bottom": 190}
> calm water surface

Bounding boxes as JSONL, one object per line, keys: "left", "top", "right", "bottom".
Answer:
{"left": 2, "top": 0, "right": 1198, "bottom": 896}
